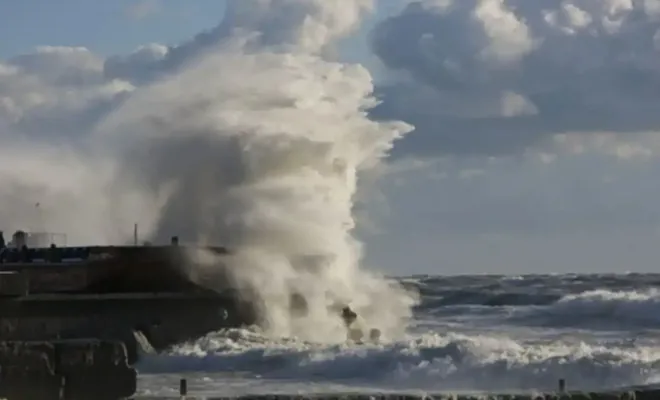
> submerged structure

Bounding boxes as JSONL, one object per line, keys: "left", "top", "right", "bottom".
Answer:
{"left": 0, "top": 229, "right": 255, "bottom": 399}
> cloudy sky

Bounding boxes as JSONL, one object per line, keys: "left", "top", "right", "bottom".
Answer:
{"left": 1, "top": 0, "right": 660, "bottom": 275}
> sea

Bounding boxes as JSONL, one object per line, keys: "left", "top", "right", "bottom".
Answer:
{"left": 135, "top": 273, "right": 660, "bottom": 397}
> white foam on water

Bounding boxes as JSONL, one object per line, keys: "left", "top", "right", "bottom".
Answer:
{"left": 137, "top": 326, "right": 660, "bottom": 395}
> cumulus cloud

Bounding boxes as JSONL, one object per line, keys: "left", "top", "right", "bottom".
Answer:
{"left": 371, "top": 0, "right": 660, "bottom": 158}
{"left": 105, "top": 0, "right": 373, "bottom": 84}
{"left": 347, "top": 0, "right": 660, "bottom": 272}
{"left": 0, "top": 46, "right": 133, "bottom": 141}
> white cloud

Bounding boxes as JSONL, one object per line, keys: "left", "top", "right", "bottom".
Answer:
{"left": 472, "top": 0, "right": 537, "bottom": 65}
{"left": 10, "top": 46, "right": 105, "bottom": 85}
{"left": 0, "top": 47, "right": 133, "bottom": 140}
{"left": 222, "top": 0, "right": 374, "bottom": 53}
{"left": 551, "top": 131, "right": 660, "bottom": 160}
{"left": 371, "top": 0, "right": 660, "bottom": 158}
{"left": 500, "top": 91, "right": 538, "bottom": 117}
{"left": 644, "top": 0, "right": 660, "bottom": 19}
{"left": 543, "top": 3, "right": 593, "bottom": 35}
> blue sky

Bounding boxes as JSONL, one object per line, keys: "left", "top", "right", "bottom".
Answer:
{"left": 2, "top": 0, "right": 660, "bottom": 275}
{"left": 0, "top": 0, "right": 227, "bottom": 58}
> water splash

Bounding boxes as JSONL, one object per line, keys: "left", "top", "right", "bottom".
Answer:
{"left": 92, "top": 0, "right": 418, "bottom": 342}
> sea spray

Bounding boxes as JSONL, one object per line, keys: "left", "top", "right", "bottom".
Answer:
{"left": 2, "top": 0, "right": 420, "bottom": 342}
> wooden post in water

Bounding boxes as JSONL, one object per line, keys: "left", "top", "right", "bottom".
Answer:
{"left": 179, "top": 378, "right": 187, "bottom": 399}
{"left": 58, "top": 375, "right": 66, "bottom": 400}
{"left": 558, "top": 378, "right": 566, "bottom": 393}
{"left": 133, "top": 224, "right": 138, "bottom": 246}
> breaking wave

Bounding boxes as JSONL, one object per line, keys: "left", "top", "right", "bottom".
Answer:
{"left": 92, "top": 0, "right": 419, "bottom": 344}
{"left": 137, "top": 326, "right": 660, "bottom": 393}
{"left": 134, "top": 275, "right": 660, "bottom": 395}
{"left": 525, "top": 289, "right": 660, "bottom": 329}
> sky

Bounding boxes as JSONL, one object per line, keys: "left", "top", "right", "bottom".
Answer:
{"left": 0, "top": 1, "right": 227, "bottom": 58}
{"left": 0, "top": 0, "right": 398, "bottom": 66}
{"left": 1, "top": 0, "right": 660, "bottom": 275}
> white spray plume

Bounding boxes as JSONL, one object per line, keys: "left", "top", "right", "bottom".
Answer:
{"left": 1, "top": 0, "right": 419, "bottom": 342}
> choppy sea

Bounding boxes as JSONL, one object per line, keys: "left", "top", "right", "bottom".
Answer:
{"left": 135, "top": 274, "right": 660, "bottom": 397}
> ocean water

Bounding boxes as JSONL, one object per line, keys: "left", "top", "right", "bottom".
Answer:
{"left": 135, "top": 273, "right": 660, "bottom": 396}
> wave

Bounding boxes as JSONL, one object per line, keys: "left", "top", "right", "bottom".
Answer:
{"left": 419, "top": 291, "right": 560, "bottom": 310}
{"left": 137, "top": 327, "right": 660, "bottom": 393}
{"left": 406, "top": 275, "right": 660, "bottom": 310}
{"left": 519, "top": 288, "right": 660, "bottom": 329}
{"left": 136, "top": 278, "right": 660, "bottom": 394}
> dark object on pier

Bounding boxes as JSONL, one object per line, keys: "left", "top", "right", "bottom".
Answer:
{"left": 0, "top": 230, "right": 258, "bottom": 399}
